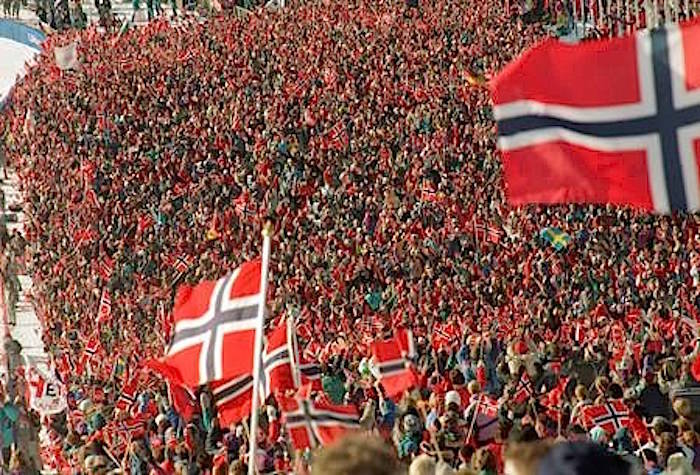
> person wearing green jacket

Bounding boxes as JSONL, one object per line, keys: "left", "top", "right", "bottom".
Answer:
{"left": 0, "top": 400, "right": 19, "bottom": 462}
{"left": 322, "top": 373, "right": 346, "bottom": 405}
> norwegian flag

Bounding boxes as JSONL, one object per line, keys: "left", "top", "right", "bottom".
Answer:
{"left": 431, "top": 322, "right": 458, "bottom": 350}
{"left": 280, "top": 396, "right": 360, "bottom": 450}
{"left": 168, "top": 254, "right": 194, "bottom": 284}
{"left": 371, "top": 337, "right": 418, "bottom": 398}
{"left": 212, "top": 373, "right": 255, "bottom": 427}
{"left": 513, "top": 372, "right": 534, "bottom": 404}
{"left": 234, "top": 191, "right": 256, "bottom": 218}
{"left": 96, "top": 289, "right": 111, "bottom": 324}
{"left": 96, "top": 256, "right": 115, "bottom": 281}
{"left": 487, "top": 225, "right": 504, "bottom": 243}
{"left": 580, "top": 400, "right": 632, "bottom": 434}
{"left": 82, "top": 334, "right": 100, "bottom": 360}
{"left": 298, "top": 357, "right": 322, "bottom": 391}
{"left": 474, "top": 221, "right": 503, "bottom": 244}
{"left": 262, "top": 321, "right": 296, "bottom": 397}
{"left": 492, "top": 22, "right": 700, "bottom": 214}
{"left": 116, "top": 378, "right": 138, "bottom": 412}
{"left": 74, "top": 228, "right": 97, "bottom": 247}
{"left": 396, "top": 328, "right": 417, "bottom": 360}
{"left": 421, "top": 181, "right": 439, "bottom": 202}
{"left": 122, "top": 413, "right": 149, "bottom": 438}
{"left": 55, "top": 353, "right": 74, "bottom": 384}
{"left": 163, "top": 260, "right": 263, "bottom": 387}
{"left": 325, "top": 121, "right": 349, "bottom": 151}
{"left": 290, "top": 316, "right": 323, "bottom": 391}
{"left": 467, "top": 394, "right": 500, "bottom": 443}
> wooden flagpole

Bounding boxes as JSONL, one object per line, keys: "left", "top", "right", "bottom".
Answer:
{"left": 247, "top": 221, "right": 272, "bottom": 475}
{"left": 653, "top": 0, "right": 659, "bottom": 26}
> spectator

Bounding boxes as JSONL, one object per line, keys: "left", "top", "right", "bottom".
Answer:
{"left": 311, "top": 434, "right": 403, "bottom": 475}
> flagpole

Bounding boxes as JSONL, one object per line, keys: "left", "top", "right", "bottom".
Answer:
{"left": 288, "top": 314, "right": 301, "bottom": 387}
{"left": 247, "top": 221, "right": 272, "bottom": 475}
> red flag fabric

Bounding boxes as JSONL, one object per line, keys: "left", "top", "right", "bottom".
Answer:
{"left": 580, "top": 400, "right": 632, "bottom": 434}
{"left": 542, "top": 377, "right": 569, "bottom": 408}
{"left": 371, "top": 337, "right": 418, "bottom": 398}
{"left": 97, "top": 289, "right": 111, "bottom": 324}
{"left": 122, "top": 413, "right": 149, "bottom": 438}
{"left": 298, "top": 357, "right": 322, "bottom": 391}
{"left": 513, "top": 372, "right": 534, "bottom": 404}
{"left": 395, "top": 328, "right": 417, "bottom": 360}
{"left": 82, "top": 334, "right": 100, "bottom": 361}
{"left": 211, "top": 374, "right": 255, "bottom": 427}
{"left": 263, "top": 322, "right": 296, "bottom": 398}
{"left": 137, "top": 214, "right": 155, "bottom": 233}
{"left": 116, "top": 378, "right": 137, "bottom": 412}
{"left": 144, "top": 358, "right": 184, "bottom": 385}
{"left": 279, "top": 396, "right": 360, "bottom": 450}
{"left": 167, "top": 381, "right": 198, "bottom": 421}
{"left": 96, "top": 257, "right": 114, "bottom": 281}
{"left": 692, "top": 353, "right": 700, "bottom": 382}
{"left": 164, "top": 260, "right": 262, "bottom": 387}
{"left": 492, "top": 22, "right": 700, "bottom": 214}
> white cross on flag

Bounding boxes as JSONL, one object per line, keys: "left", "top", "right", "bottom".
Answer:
{"left": 492, "top": 22, "right": 700, "bottom": 213}
{"left": 163, "top": 260, "right": 263, "bottom": 387}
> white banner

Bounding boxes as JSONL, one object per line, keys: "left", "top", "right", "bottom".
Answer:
{"left": 54, "top": 42, "right": 78, "bottom": 71}
{"left": 27, "top": 370, "right": 67, "bottom": 416}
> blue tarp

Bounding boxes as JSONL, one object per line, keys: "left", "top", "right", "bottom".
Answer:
{"left": 0, "top": 19, "right": 45, "bottom": 106}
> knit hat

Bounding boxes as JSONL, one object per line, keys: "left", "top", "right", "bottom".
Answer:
{"left": 537, "top": 442, "right": 631, "bottom": 475}
{"left": 445, "top": 390, "right": 461, "bottom": 408}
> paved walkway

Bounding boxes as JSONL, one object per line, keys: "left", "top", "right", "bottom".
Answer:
{"left": 0, "top": 171, "right": 49, "bottom": 376}
{"left": 3, "top": 0, "right": 158, "bottom": 29}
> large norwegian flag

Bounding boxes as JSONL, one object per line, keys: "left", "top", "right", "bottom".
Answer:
{"left": 580, "top": 400, "right": 632, "bottom": 434}
{"left": 279, "top": 396, "right": 360, "bottom": 450}
{"left": 492, "top": 21, "right": 700, "bottom": 213}
{"left": 164, "top": 260, "right": 263, "bottom": 387}
{"left": 371, "top": 336, "right": 418, "bottom": 399}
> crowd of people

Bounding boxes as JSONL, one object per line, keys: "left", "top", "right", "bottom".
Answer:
{"left": 0, "top": 0, "right": 699, "bottom": 472}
